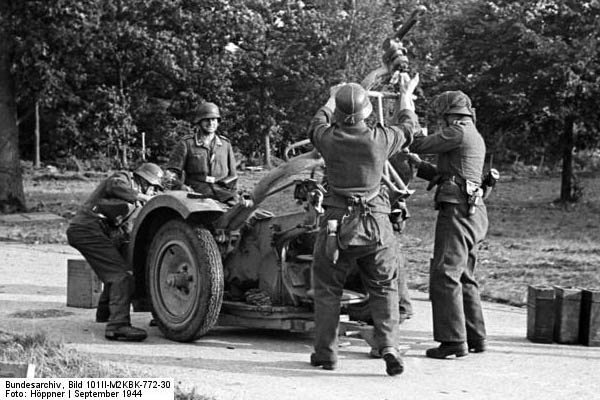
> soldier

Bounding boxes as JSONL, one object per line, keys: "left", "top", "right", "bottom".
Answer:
{"left": 66, "top": 163, "right": 165, "bottom": 342}
{"left": 307, "top": 73, "right": 419, "bottom": 376}
{"left": 408, "top": 91, "right": 489, "bottom": 358}
{"left": 166, "top": 102, "right": 238, "bottom": 204}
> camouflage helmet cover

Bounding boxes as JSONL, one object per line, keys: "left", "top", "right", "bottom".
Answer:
{"left": 134, "top": 163, "right": 165, "bottom": 189}
{"left": 334, "top": 83, "right": 373, "bottom": 125}
{"left": 432, "top": 90, "right": 474, "bottom": 117}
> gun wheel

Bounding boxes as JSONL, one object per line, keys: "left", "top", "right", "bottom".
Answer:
{"left": 146, "top": 220, "right": 223, "bottom": 342}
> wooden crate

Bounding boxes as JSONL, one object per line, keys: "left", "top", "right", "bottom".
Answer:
{"left": 580, "top": 289, "right": 600, "bottom": 346}
{"left": 67, "top": 259, "right": 102, "bottom": 308}
{"left": 526, "top": 285, "right": 555, "bottom": 343}
{"left": 553, "top": 286, "right": 582, "bottom": 344}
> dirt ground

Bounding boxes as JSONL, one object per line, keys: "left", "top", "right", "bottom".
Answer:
{"left": 1, "top": 166, "right": 600, "bottom": 398}
{"left": 1, "top": 242, "right": 599, "bottom": 400}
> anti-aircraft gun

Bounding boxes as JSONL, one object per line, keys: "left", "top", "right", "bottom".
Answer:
{"left": 127, "top": 7, "right": 426, "bottom": 342}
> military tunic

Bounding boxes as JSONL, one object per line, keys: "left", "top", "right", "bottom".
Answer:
{"left": 167, "top": 133, "right": 237, "bottom": 202}
{"left": 410, "top": 119, "right": 488, "bottom": 345}
{"left": 307, "top": 106, "right": 417, "bottom": 363}
{"left": 66, "top": 172, "right": 141, "bottom": 329}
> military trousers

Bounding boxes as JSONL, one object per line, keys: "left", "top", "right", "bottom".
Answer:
{"left": 430, "top": 202, "right": 488, "bottom": 343}
{"left": 66, "top": 214, "right": 134, "bottom": 328}
{"left": 312, "top": 209, "right": 400, "bottom": 363}
{"left": 396, "top": 252, "right": 413, "bottom": 319}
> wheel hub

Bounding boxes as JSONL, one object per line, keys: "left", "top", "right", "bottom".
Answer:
{"left": 166, "top": 267, "right": 193, "bottom": 293}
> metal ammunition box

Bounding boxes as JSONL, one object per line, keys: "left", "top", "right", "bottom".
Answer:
{"left": 553, "top": 286, "right": 582, "bottom": 344}
{"left": 580, "top": 289, "right": 600, "bottom": 346}
{"left": 527, "top": 285, "right": 555, "bottom": 343}
{"left": 67, "top": 259, "right": 102, "bottom": 308}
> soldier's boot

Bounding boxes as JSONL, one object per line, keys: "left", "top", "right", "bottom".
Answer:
{"left": 381, "top": 347, "right": 404, "bottom": 376}
{"left": 425, "top": 342, "right": 468, "bottom": 359}
{"left": 105, "top": 325, "right": 147, "bottom": 342}
{"left": 310, "top": 353, "right": 337, "bottom": 371}
{"left": 468, "top": 339, "right": 487, "bottom": 353}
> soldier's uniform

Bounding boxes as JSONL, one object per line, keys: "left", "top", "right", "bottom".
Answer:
{"left": 167, "top": 133, "right": 237, "bottom": 203}
{"left": 307, "top": 83, "right": 417, "bottom": 375}
{"left": 165, "top": 100, "right": 236, "bottom": 202}
{"left": 410, "top": 91, "right": 488, "bottom": 355}
{"left": 66, "top": 163, "right": 163, "bottom": 341}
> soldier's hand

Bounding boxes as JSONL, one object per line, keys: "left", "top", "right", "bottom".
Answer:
{"left": 399, "top": 72, "right": 419, "bottom": 97}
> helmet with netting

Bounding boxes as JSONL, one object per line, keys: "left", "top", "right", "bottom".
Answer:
{"left": 431, "top": 91, "right": 474, "bottom": 118}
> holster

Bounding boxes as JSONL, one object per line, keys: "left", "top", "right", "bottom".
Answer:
{"left": 464, "top": 179, "right": 484, "bottom": 215}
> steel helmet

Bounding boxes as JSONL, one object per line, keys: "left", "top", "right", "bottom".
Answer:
{"left": 431, "top": 91, "right": 474, "bottom": 117}
{"left": 134, "top": 163, "right": 165, "bottom": 189}
{"left": 334, "top": 83, "right": 373, "bottom": 125}
{"left": 194, "top": 102, "right": 221, "bottom": 122}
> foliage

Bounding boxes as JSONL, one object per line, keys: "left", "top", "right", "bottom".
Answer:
{"left": 5, "top": 0, "right": 600, "bottom": 186}
{"left": 436, "top": 0, "right": 600, "bottom": 165}
{"left": 8, "top": 0, "right": 402, "bottom": 167}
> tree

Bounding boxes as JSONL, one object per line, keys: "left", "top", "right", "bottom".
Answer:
{"left": 0, "top": 0, "right": 26, "bottom": 212}
{"left": 439, "top": 0, "right": 600, "bottom": 202}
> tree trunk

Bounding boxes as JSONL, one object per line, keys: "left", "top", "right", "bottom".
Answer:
{"left": 264, "top": 132, "right": 272, "bottom": 169}
{"left": 560, "top": 115, "right": 575, "bottom": 202}
{"left": 34, "top": 100, "right": 40, "bottom": 168}
{"left": 0, "top": 1, "right": 26, "bottom": 213}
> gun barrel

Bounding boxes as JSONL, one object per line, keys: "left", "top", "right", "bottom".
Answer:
{"left": 395, "top": 6, "right": 427, "bottom": 40}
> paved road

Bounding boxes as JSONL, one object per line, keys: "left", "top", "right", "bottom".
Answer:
{"left": 1, "top": 242, "right": 599, "bottom": 400}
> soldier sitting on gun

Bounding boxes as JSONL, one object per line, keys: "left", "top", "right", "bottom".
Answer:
{"left": 165, "top": 102, "right": 238, "bottom": 205}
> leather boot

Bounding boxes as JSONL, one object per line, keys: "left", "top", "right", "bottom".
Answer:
{"left": 310, "top": 353, "right": 337, "bottom": 371}
{"left": 468, "top": 339, "right": 487, "bottom": 353}
{"left": 426, "top": 342, "right": 468, "bottom": 359}
{"left": 381, "top": 348, "right": 404, "bottom": 376}
{"left": 105, "top": 325, "right": 148, "bottom": 342}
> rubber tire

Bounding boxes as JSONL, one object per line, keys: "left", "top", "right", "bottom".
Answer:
{"left": 146, "top": 220, "right": 223, "bottom": 342}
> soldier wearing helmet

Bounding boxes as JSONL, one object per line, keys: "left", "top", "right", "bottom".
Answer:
{"left": 166, "top": 101, "right": 238, "bottom": 204}
{"left": 408, "top": 90, "right": 489, "bottom": 359}
{"left": 306, "top": 73, "right": 420, "bottom": 376}
{"left": 66, "top": 163, "right": 164, "bottom": 342}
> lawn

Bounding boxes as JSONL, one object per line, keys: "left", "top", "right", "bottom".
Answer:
{"left": 2, "top": 164, "right": 599, "bottom": 307}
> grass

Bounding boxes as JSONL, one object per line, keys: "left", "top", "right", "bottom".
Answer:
{"left": 0, "top": 330, "right": 134, "bottom": 378}
{"left": 2, "top": 166, "right": 599, "bottom": 307}
{"left": 0, "top": 330, "right": 215, "bottom": 399}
